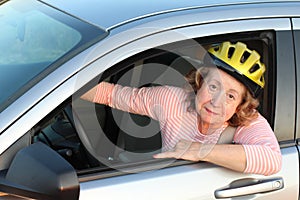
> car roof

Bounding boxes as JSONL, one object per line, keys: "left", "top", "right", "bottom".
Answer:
{"left": 40, "top": 0, "right": 300, "bottom": 30}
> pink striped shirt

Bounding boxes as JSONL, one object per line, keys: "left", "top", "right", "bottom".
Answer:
{"left": 94, "top": 82, "right": 282, "bottom": 175}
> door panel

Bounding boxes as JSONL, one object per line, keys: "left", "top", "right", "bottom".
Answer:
{"left": 79, "top": 148, "right": 298, "bottom": 200}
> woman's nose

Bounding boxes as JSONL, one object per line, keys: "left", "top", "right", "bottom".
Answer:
{"left": 211, "top": 92, "right": 225, "bottom": 107}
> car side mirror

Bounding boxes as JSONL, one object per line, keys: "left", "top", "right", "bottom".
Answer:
{"left": 0, "top": 142, "right": 79, "bottom": 200}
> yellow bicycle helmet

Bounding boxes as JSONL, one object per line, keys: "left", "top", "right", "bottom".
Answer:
{"left": 207, "top": 41, "right": 265, "bottom": 98}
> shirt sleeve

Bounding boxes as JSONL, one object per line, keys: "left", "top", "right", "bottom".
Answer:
{"left": 93, "top": 82, "right": 185, "bottom": 121}
{"left": 235, "top": 114, "right": 282, "bottom": 175}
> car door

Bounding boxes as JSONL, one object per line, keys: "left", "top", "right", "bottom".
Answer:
{"left": 75, "top": 17, "right": 298, "bottom": 199}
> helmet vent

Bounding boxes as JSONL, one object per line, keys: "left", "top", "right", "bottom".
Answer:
{"left": 240, "top": 51, "right": 250, "bottom": 63}
{"left": 228, "top": 47, "right": 235, "bottom": 58}
{"left": 213, "top": 46, "right": 220, "bottom": 52}
{"left": 249, "top": 64, "right": 260, "bottom": 73}
{"left": 260, "top": 76, "right": 264, "bottom": 82}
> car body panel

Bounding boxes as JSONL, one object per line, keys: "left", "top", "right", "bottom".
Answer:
{"left": 274, "top": 31, "right": 296, "bottom": 141}
{"left": 78, "top": 147, "right": 299, "bottom": 200}
{"left": 40, "top": 0, "right": 300, "bottom": 30}
{"left": 293, "top": 18, "right": 300, "bottom": 139}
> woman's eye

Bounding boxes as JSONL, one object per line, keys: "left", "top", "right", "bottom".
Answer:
{"left": 208, "top": 84, "right": 218, "bottom": 92}
{"left": 227, "top": 94, "right": 236, "bottom": 101}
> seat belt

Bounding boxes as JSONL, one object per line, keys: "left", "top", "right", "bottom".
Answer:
{"left": 217, "top": 126, "right": 237, "bottom": 144}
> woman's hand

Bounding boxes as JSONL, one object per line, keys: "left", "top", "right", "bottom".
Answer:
{"left": 153, "top": 140, "right": 214, "bottom": 161}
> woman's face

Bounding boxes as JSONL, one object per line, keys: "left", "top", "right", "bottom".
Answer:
{"left": 195, "top": 68, "right": 245, "bottom": 130}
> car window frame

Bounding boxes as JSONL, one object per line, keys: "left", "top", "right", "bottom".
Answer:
{"left": 70, "top": 18, "right": 293, "bottom": 176}
{"left": 292, "top": 18, "right": 300, "bottom": 141}
{"left": 78, "top": 33, "right": 270, "bottom": 150}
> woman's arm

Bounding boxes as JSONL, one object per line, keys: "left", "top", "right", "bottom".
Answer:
{"left": 154, "top": 114, "right": 282, "bottom": 175}
{"left": 153, "top": 141, "right": 247, "bottom": 173}
{"left": 81, "top": 82, "right": 185, "bottom": 120}
{"left": 202, "top": 143, "right": 246, "bottom": 172}
{"left": 81, "top": 82, "right": 114, "bottom": 105}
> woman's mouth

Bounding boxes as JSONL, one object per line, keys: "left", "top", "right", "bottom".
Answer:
{"left": 205, "top": 107, "right": 219, "bottom": 115}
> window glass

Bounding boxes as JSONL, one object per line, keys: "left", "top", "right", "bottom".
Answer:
{"left": 0, "top": 9, "right": 81, "bottom": 64}
{"left": 0, "top": 0, "right": 107, "bottom": 112}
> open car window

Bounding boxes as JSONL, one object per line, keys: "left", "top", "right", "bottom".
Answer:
{"left": 32, "top": 31, "right": 275, "bottom": 173}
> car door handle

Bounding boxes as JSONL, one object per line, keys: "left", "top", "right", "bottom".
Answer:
{"left": 214, "top": 177, "right": 284, "bottom": 198}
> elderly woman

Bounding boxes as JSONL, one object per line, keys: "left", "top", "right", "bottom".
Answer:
{"left": 81, "top": 41, "right": 282, "bottom": 176}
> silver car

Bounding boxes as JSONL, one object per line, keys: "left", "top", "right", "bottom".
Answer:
{"left": 0, "top": 0, "right": 299, "bottom": 199}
